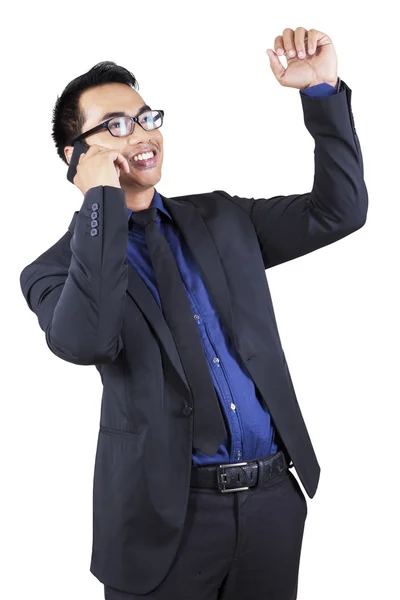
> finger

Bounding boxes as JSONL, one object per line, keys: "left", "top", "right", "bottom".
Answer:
{"left": 282, "top": 28, "right": 296, "bottom": 59}
{"left": 306, "top": 29, "right": 319, "bottom": 55}
{"left": 83, "top": 143, "right": 103, "bottom": 155}
{"left": 294, "top": 27, "right": 308, "bottom": 58}
{"left": 274, "top": 35, "right": 284, "bottom": 56}
{"left": 266, "top": 49, "right": 286, "bottom": 83}
{"left": 113, "top": 151, "right": 130, "bottom": 174}
{"left": 309, "top": 30, "right": 331, "bottom": 52}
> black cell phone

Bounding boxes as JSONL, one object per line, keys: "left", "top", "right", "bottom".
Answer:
{"left": 67, "top": 140, "right": 89, "bottom": 184}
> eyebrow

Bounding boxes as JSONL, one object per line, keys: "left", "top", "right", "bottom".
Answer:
{"left": 99, "top": 104, "right": 151, "bottom": 122}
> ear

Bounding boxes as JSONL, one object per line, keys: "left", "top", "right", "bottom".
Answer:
{"left": 64, "top": 145, "right": 74, "bottom": 165}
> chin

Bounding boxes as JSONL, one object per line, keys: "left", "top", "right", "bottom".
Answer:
{"left": 123, "top": 171, "right": 162, "bottom": 188}
{"left": 138, "top": 172, "right": 161, "bottom": 185}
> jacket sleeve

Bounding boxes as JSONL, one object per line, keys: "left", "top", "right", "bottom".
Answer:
{"left": 215, "top": 80, "right": 368, "bottom": 269}
{"left": 20, "top": 185, "right": 129, "bottom": 365}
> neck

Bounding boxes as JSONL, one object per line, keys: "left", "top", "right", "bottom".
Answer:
{"left": 123, "top": 186, "right": 156, "bottom": 212}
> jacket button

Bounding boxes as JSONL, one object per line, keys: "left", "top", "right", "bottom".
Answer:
{"left": 182, "top": 405, "right": 192, "bottom": 416}
{"left": 91, "top": 203, "right": 99, "bottom": 211}
{"left": 90, "top": 228, "right": 98, "bottom": 237}
{"left": 91, "top": 211, "right": 98, "bottom": 220}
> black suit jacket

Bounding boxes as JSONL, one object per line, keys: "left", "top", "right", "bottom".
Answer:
{"left": 20, "top": 80, "right": 367, "bottom": 595}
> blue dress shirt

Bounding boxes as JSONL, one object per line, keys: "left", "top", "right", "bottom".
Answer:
{"left": 126, "top": 78, "right": 340, "bottom": 466}
{"left": 301, "top": 78, "right": 341, "bottom": 98}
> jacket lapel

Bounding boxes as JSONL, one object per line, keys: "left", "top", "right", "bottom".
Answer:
{"left": 126, "top": 265, "right": 190, "bottom": 393}
{"left": 67, "top": 192, "right": 236, "bottom": 393}
{"left": 162, "top": 195, "right": 236, "bottom": 347}
{"left": 67, "top": 211, "right": 189, "bottom": 390}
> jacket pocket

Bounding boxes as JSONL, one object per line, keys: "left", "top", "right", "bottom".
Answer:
{"left": 99, "top": 425, "right": 139, "bottom": 439}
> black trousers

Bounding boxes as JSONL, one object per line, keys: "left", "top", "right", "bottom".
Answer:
{"left": 104, "top": 458, "right": 308, "bottom": 600}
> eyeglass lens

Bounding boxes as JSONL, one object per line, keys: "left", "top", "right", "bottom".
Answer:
{"left": 108, "top": 110, "right": 163, "bottom": 136}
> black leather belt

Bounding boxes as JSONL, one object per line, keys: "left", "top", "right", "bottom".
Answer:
{"left": 190, "top": 450, "right": 290, "bottom": 493}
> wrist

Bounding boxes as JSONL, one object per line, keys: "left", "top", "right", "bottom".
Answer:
{"left": 304, "top": 76, "right": 338, "bottom": 89}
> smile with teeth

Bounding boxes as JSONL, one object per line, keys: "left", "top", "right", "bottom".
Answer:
{"left": 132, "top": 151, "right": 155, "bottom": 161}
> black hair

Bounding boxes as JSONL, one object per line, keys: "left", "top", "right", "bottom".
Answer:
{"left": 51, "top": 61, "right": 139, "bottom": 166}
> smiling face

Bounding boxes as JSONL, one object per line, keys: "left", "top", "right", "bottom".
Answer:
{"left": 65, "top": 82, "right": 164, "bottom": 197}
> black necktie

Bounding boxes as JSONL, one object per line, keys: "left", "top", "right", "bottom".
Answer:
{"left": 130, "top": 206, "right": 227, "bottom": 456}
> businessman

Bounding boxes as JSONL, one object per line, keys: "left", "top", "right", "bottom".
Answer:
{"left": 20, "top": 27, "right": 367, "bottom": 600}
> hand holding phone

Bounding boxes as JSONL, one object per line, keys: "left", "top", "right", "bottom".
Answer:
{"left": 67, "top": 141, "right": 130, "bottom": 195}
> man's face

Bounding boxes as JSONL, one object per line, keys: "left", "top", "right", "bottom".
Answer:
{"left": 65, "top": 83, "right": 163, "bottom": 192}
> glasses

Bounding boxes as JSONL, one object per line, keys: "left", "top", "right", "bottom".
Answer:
{"left": 72, "top": 109, "right": 164, "bottom": 145}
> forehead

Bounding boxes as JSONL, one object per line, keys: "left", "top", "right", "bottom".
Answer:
{"left": 79, "top": 83, "right": 146, "bottom": 127}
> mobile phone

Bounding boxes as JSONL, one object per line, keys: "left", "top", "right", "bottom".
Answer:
{"left": 67, "top": 140, "right": 89, "bottom": 184}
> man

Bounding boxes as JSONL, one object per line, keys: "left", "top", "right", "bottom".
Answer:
{"left": 20, "top": 27, "right": 367, "bottom": 600}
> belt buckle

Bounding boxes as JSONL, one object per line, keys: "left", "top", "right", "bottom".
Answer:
{"left": 217, "top": 461, "right": 249, "bottom": 493}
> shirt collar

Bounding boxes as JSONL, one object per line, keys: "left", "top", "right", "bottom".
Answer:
{"left": 127, "top": 188, "right": 172, "bottom": 223}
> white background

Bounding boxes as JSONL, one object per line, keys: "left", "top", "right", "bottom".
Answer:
{"left": 1, "top": 0, "right": 399, "bottom": 598}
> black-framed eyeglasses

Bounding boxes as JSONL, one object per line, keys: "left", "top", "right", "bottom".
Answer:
{"left": 72, "top": 109, "right": 164, "bottom": 145}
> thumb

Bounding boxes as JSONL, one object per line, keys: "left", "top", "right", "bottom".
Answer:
{"left": 266, "top": 49, "right": 286, "bottom": 83}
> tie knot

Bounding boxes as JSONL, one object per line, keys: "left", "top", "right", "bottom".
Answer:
{"left": 130, "top": 206, "right": 158, "bottom": 227}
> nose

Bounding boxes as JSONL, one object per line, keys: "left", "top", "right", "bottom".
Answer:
{"left": 126, "top": 127, "right": 162, "bottom": 153}
{"left": 127, "top": 125, "right": 149, "bottom": 144}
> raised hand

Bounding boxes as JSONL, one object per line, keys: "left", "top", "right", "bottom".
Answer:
{"left": 266, "top": 27, "right": 338, "bottom": 90}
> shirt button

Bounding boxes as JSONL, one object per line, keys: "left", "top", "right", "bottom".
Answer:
{"left": 91, "top": 211, "right": 98, "bottom": 220}
{"left": 182, "top": 405, "right": 193, "bottom": 416}
{"left": 194, "top": 314, "right": 200, "bottom": 322}
{"left": 91, "top": 203, "right": 99, "bottom": 211}
{"left": 213, "top": 357, "right": 220, "bottom": 365}
{"left": 230, "top": 403, "right": 236, "bottom": 411}
{"left": 90, "top": 228, "right": 98, "bottom": 237}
